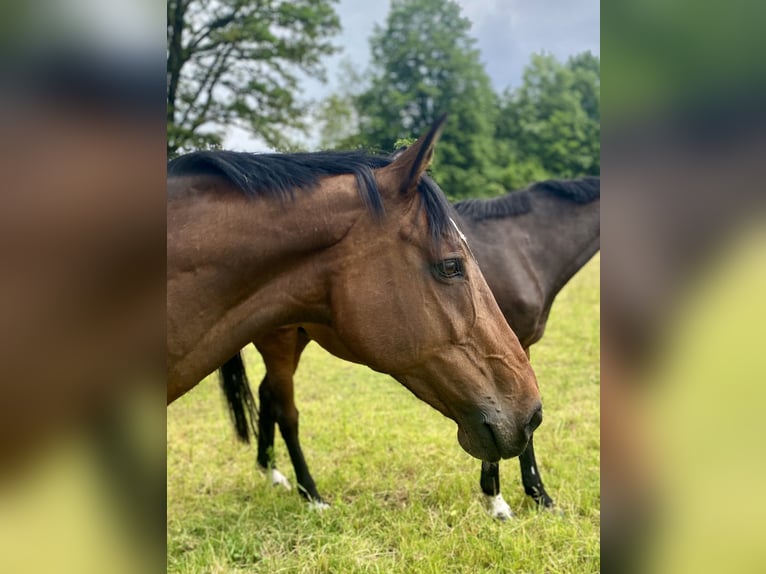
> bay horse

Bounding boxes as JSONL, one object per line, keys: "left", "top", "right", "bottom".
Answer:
{"left": 168, "top": 116, "right": 542, "bottom": 466}
{"left": 221, "top": 176, "right": 599, "bottom": 515}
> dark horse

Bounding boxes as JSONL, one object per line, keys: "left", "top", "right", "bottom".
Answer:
{"left": 220, "top": 175, "right": 599, "bottom": 516}
{"left": 168, "top": 117, "right": 542, "bottom": 466}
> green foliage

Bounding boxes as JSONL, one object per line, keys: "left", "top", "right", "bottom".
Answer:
{"left": 167, "top": 0, "right": 600, "bottom": 199}
{"left": 167, "top": 257, "right": 600, "bottom": 573}
{"left": 393, "top": 137, "right": 416, "bottom": 150}
{"left": 352, "top": 0, "right": 500, "bottom": 198}
{"left": 497, "top": 52, "right": 600, "bottom": 179}
{"left": 314, "top": 60, "right": 370, "bottom": 151}
{"left": 602, "top": 0, "right": 765, "bottom": 118}
{"left": 315, "top": 94, "right": 359, "bottom": 151}
{"left": 314, "top": 1, "right": 599, "bottom": 200}
{"left": 167, "top": 0, "right": 341, "bottom": 157}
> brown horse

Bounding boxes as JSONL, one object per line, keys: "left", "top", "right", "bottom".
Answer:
{"left": 221, "top": 176, "right": 599, "bottom": 515}
{"left": 167, "top": 117, "right": 542, "bottom": 466}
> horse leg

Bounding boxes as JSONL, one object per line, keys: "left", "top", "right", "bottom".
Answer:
{"left": 479, "top": 345, "right": 533, "bottom": 520}
{"left": 255, "top": 327, "right": 326, "bottom": 506}
{"left": 519, "top": 434, "right": 554, "bottom": 507}
{"left": 479, "top": 346, "right": 554, "bottom": 519}
{"left": 517, "top": 344, "right": 554, "bottom": 508}
{"left": 480, "top": 461, "right": 514, "bottom": 520}
{"left": 479, "top": 436, "right": 553, "bottom": 519}
{"left": 256, "top": 376, "right": 290, "bottom": 490}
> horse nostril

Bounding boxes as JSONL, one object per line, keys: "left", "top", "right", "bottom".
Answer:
{"left": 525, "top": 405, "right": 543, "bottom": 437}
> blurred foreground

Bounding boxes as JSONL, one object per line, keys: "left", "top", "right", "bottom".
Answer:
{"left": 603, "top": 0, "right": 766, "bottom": 571}
{"left": 0, "top": 389, "right": 165, "bottom": 573}
{"left": 0, "top": 0, "right": 165, "bottom": 571}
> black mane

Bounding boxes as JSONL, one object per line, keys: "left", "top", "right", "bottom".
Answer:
{"left": 454, "top": 176, "right": 600, "bottom": 220}
{"left": 168, "top": 149, "right": 456, "bottom": 244}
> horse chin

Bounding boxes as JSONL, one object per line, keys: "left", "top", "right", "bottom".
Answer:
{"left": 457, "top": 425, "right": 501, "bottom": 462}
{"left": 457, "top": 421, "right": 529, "bottom": 461}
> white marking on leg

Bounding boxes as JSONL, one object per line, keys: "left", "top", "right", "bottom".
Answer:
{"left": 269, "top": 468, "right": 291, "bottom": 490}
{"left": 484, "top": 494, "right": 514, "bottom": 521}
{"left": 531, "top": 466, "right": 536, "bottom": 476}
{"left": 308, "top": 500, "right": 330, "bottom": 511}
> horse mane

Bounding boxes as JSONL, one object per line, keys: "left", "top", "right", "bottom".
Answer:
{"left": 531, "top": 176, "right": 601, "bottom": 203}
{"left": 453, "top": 176, "right": 600, "bottom": 220}
{"left": 168, "top": 149, "right": 455, "bottom": 244}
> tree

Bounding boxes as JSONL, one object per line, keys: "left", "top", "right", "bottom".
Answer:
{"left": 312, "top": 60, "right": 368, "bottom": 150}
{"left": 496, "top": 52, "right": 600, "bottom": 180}
{"left": 167, "top": 0, "right": 341, "bottom": 157}
{"left": 354, "top": 0, "right": 502, "bottom": 198}
{"left": 568, "top": 51, "right": 600, "bottom": 123}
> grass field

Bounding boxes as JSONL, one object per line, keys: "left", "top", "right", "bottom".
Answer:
{"left": 167, "top": 255, "right": 599, "bottom": 573}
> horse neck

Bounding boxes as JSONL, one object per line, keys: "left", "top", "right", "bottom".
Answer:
{"left": 462, "top": 194, "right": 600, "bottom": 307}
{"left": 167, "top": 178, "right": 363, "bottom": 393}
{"left": 516, "top": 194, "right": 600, "bottom": 299}
{"left": 520, "top": 194, "right": 601, "bottom": 301}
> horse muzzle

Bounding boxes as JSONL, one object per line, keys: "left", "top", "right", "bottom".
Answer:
{"left": 456, "top": 402, "right": 542, "bottom": 461}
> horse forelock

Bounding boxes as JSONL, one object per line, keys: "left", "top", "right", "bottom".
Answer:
{"left": 167, "top": 149, "right": 456, "bottom": 249}
{"left": 417, "top": 174, "right": 460, "bottom": 247}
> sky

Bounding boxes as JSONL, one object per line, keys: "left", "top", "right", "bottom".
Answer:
{"left": 226, "top": 0, "right": 600, "bottom": 150}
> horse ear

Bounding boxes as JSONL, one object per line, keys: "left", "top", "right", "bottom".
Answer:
{"left": 379, "top": 114, "right": 447, "bottom": 198}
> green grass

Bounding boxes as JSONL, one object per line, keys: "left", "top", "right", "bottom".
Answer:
{"left": 167, "top": 255, "right": 600, "bottom": 573}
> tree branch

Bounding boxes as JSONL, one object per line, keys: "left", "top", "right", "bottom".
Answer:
{"left": 178, "top": 44, "right": 234, "bottom": 134}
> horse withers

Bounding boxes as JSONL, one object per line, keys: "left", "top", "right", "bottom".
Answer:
{"left": 167, "top": 115, "right": 541, "bottom": 467}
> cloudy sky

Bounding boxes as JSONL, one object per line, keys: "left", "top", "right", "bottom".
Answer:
{"left": 227, "top": 0, "right": 599, "bottom": 150}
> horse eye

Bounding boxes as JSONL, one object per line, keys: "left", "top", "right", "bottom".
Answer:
{"left": 434, "top": 258, "right": 464, "bottom": 279}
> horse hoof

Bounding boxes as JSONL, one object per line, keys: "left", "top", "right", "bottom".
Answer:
{"left": 535, "top": 496, "right": 562, "bottom": 514}
{"left": 308, "top": 500, "right": 330, "bottom": 511}
{"left": 269, "top": 468, "right": 292, "bottom": 491}
{"left": 545, "top": 505, "right": 565, "bottom": 517}
{"left": 484, "top": 494, "right": 514, "bottom": 521}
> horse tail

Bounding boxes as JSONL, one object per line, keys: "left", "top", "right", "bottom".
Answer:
{"left": 219, "top": 352, "right": 258, "bottom": 443}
